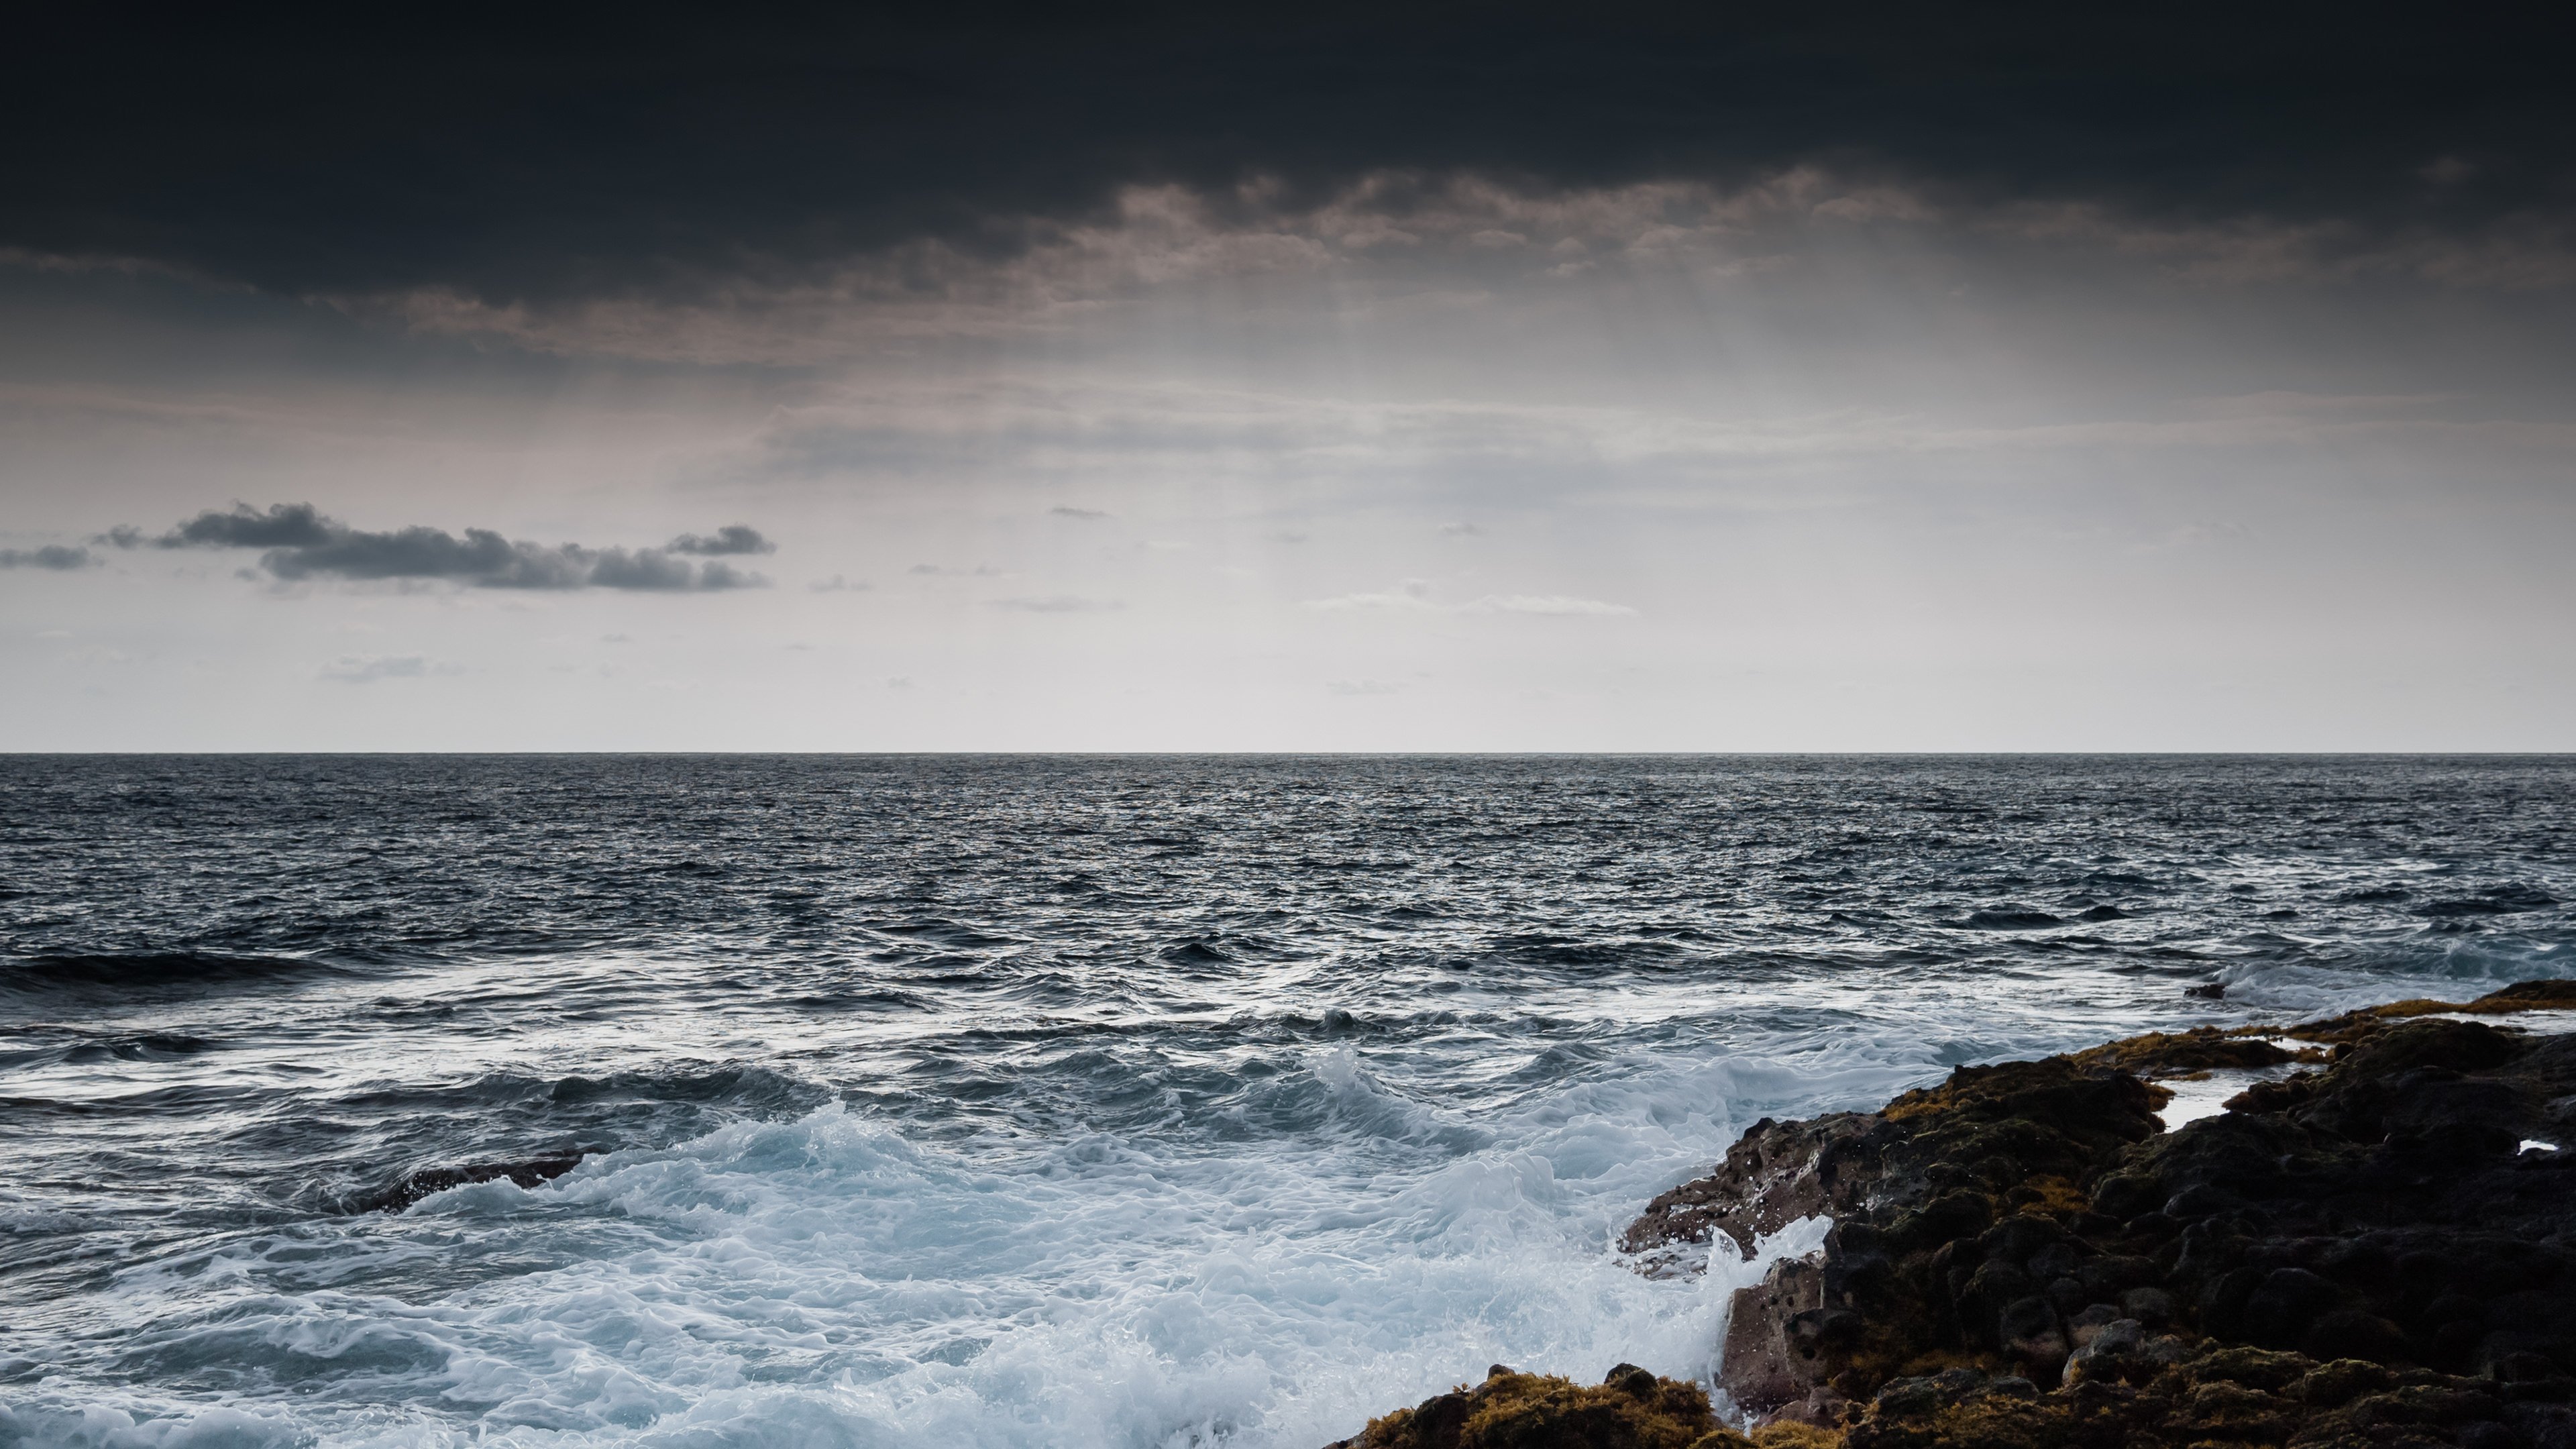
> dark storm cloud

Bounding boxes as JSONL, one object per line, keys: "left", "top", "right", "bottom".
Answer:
{"left": 0, "top": 545, "right": 97, "bottom": 570}
{"left": 4, "top": 3, "right": 2569, "bottom": 304}
{"left": 138, "top": 504, "right": 767, "bottom": 591}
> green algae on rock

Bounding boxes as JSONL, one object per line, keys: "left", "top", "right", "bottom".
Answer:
{"left": 1323, "top": 1364, "right": 1741, "bottom": 1449}
{"left": 1325, "top": 1365, "right": 1861, "bottom": 1449}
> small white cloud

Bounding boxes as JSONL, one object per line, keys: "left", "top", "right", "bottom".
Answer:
{"left": 886, "top": 676, "right": 914, "bottom": 690}
{"left": 2161, "top": 521, "right": 2258, "bottom": 547}
{"left": 994, "top": 594, "right": 1122, "bottom": 613}
{"left": 1439, "top": 521, "right": 1486, "bottom": 536}
{"left": 911, "top": 564, "right": 1005, "bottom": 577}
{"left": 1462, "top": 594, "right": 1636, "bottom": 616}
{"left": 319, "top": 655, "right": 452, "bottom": 683}
{"left": 1328, "top": 678, "right": 1404, "bottom": 696}
{"left": 1302, "top": 581, "right": 1631, "bottom": 617}
{"left": 809, "top": 574, "right": 871, "bottom": 592}
{"left": 1304, "top": 584, "right": 1439, "bottom": 612}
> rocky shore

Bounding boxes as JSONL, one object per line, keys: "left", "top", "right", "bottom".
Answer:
{"left": 1328, "top": 981, "right": 2576, "bottom": 1449}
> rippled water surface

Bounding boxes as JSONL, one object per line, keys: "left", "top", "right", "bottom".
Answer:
{"left": 3, "top": 755, "right": 2571, "bottom": 1448}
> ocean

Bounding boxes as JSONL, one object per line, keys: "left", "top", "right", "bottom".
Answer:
{"left": 3, "top": 755, "right": 2570, "bottom": 1448}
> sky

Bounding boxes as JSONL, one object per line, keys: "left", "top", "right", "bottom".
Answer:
{"left": 4, "top": 4, "right": 2573, "bottom": 751}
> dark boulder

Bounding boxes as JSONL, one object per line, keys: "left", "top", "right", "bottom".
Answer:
{"left": 343, "top": 1151, "right": 588, "bottom": 1213}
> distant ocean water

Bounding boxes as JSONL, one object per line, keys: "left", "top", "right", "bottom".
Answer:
{"left": 2, "top": 755, "right": 2571, "bottom": 1449}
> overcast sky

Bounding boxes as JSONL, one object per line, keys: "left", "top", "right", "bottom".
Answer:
{"left": 5, "top": 5, "right": 2572, "bottom": 750}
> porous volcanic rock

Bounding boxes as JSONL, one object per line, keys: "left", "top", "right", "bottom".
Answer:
{"left": 1324, "top": 1362, "right": 1838, "bottom": 1449}
{"left": 1324, "top": 979, "right": 2576, "bottom": 1449}
{"left": 1636, "top": 980, "right": 2576, "bottom": 1441}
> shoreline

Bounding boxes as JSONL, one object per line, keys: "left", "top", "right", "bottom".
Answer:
{"left": 1332, "top": 979, "right": 2576, "bottom": 1448}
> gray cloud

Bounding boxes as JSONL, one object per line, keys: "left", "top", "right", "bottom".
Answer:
{"left": 0, "top": 545, "right": 97, "bottom": 570}
{"left": 1049, "top": 506, "right": 1110, "bottom": 520}
{"left": 667, "top": 525, "right": 775, "bottom": 555}
{"left": 138, "top": 504, "right": 768, "bottom": 592}
{"left": 158, "top": 502, "right": 334, "bottom": 549}
{"left": 1303, "top": 582, "right": 1637, "bottom": 616}
{"left": 993, "top": 595, "right": 1122, "bottom": 613}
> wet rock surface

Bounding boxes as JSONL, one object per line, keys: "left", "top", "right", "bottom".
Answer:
{"left": 342, "top": 1151, "right": 588, "bottom": 1213}
{"left": 1329, "top": 980, "right": 2576, "bottom": 1448}
{"left": 1674, "top": 981, "right": 2576, "bottom": 1444}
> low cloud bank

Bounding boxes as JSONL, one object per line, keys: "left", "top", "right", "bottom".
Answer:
{"left": 0, "top": 545, "right": 97, "bottom": 570}
{"left": 125, "top": 504, "right": 769, "bottom": 591}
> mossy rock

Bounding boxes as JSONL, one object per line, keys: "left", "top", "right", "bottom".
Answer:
{"left": 1333, "top": 1366, "right": 1737, "bottom": 1449}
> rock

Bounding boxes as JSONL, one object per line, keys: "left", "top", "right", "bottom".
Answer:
{"left": 343, "top": 1150, "right": 587, "bottom": 1213}
{"left": 2064, "top": 1304, "right": 2121, "bottom": 1348}
{"left": 1622, "top": 1114, "right": 1891, "bottom": 1260}
{"left": 1323, "top": 1366, "right": 1735, "bottom": 1448}
{"left": 2117, "top": 1285, "right": 2174, "bottom": 1327}
{"left": 1330, "top": 981, "right": 2576, "bottom": 1447}
{"left": 2296, "top": 1357, "right": 2397, "bottom": 1408}
{"left": 1721, "top": 1254, "right": 1833, "bottom": 1421}
{"left": 1695, "top": 989, "right": 2575, "bottom": 1424}
{"left": 2061, "top": 1318, "right": 2145, "bottom": 1387}
{"left": 1843, "top": 1340, "right": 2575, "bottom": 1449}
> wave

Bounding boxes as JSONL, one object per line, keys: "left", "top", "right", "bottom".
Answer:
{"left": 1959, "top": 908, "right": 2065, "bottom": 930}
{"left": 0, "top": 951, "right": 358, "bottom": 1000}
{"left": 0, "top": 1040, "right": 1834, "bottom": 1448}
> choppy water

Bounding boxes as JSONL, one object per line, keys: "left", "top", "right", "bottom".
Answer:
{"left": 3, "top": 755, "right": 2571, "bottom": 1449}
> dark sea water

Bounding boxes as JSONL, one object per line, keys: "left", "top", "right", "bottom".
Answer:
{"left": 3, "top": 755, "right": 2571, "bottom": 1448}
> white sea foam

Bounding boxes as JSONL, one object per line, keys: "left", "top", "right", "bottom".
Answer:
{"left": 2, "top": 1043, "right": 1854, "bottom": 1449}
